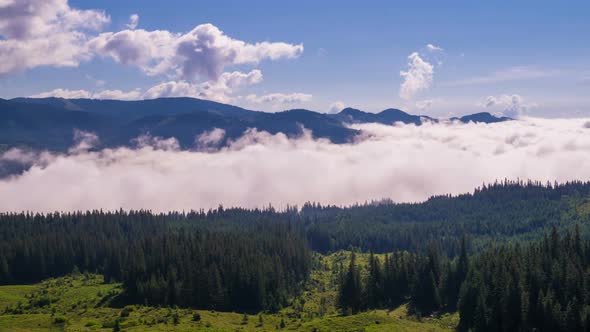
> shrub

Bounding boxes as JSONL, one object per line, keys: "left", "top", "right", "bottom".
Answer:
{"left": 53, "top": 316, "right": 68, "bottom": 324}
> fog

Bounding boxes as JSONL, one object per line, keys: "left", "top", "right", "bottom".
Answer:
{"left": 1, "top": 117, "right": 590, "bottom": 212}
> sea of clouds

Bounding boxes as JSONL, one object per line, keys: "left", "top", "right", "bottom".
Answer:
{"left": 1, "top": 118, "right": 590, "bottom": 212}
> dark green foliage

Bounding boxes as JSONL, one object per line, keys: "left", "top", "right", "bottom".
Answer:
{"left": 336, "top": 228, "right": 590, "bottom": 331}
{"left": 337, "top": 248, "right": 459, "bottom": 316}
{"left": 0, "top": 209, "right": 311, "bottom": 312}
{"left": 303, "top": 180, "right": 590, "bottom": 255}
{"left": 338, "top": 252, "right": 362, "bottom": 313}
{"left": 1, "top": 180, "right": 590, "bottom": 328}
{"left": 457, "top": 226, "right": 590, "bottom": 331}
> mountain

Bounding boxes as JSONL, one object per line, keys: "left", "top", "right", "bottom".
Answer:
{"left": 332, "top": 107, "right": 437, "bottom": 125}
{"left": 12, "top": 97, "right": 259, "bottom": 120}
{"left": 0, "top": 98, "right": 108, "bottom": 150}
{"left": 451, "top": 112, "right": 512, "bottom": 124}
{"left": 0, "top": 97, "right": 512, "bottom": 153}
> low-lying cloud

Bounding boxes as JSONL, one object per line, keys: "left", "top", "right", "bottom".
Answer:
{"left": 1, "top": 118, "right": 590, "bottom": 212}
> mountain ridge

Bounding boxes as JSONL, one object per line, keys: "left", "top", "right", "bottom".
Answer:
{"left": 1, "top": 97, "right": 512, "bottom": 152}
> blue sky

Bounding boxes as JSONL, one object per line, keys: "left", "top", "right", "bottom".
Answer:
{"left": 1, "top": 0, "right": 589, "bottom": 117}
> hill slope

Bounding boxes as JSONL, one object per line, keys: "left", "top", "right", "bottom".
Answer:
{"left": 0, "top": 97, "right": 512, "bottom": 153}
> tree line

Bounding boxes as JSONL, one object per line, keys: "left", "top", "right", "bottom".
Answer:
{"left": 338, "top": 227, "right": 590, "bottom": 331}
{"left": 0, "top": 210, "right": 311, "bottom": 312}
{"left": 304, "top": 180, "right": 590, "bottom": 255}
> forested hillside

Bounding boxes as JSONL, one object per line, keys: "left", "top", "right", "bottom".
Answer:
{"left": 336, "top": 227, "right": 590, "bottom": 332}
{"left": 0, "top": 211, "right": 311, "bottom": 312}
{"left": 1, "top": 181, "right": 590, "bottom": 330}
{"left": 303, "top": 180, "right": 590, "bottom": 254}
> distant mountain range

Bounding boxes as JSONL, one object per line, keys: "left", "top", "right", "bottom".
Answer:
{"left": 0, "top": 97, "right": 512, "bottom": 152}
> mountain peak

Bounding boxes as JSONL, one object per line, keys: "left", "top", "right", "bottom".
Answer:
{"left": 453, "top": 112, "right": 512, "bottom": 124}
{"left": 378, "top": 108, "right": 408, "bottom": 116}
{"left": 339, "top": 107, "right": 366, "bottom": 115}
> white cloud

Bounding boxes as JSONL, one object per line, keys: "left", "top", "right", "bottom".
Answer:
{"left": 132, "top": 135, "right": 180, "bottom": 151}
{"left": 245, "top": 92, "right": 312, "bottom": 104}
{"left": 415, "top": 99, "right": 433, "bottom": 111}
{"left": 30, "top": 88, "right": 142, "bottom": 100}
{"left": 87, "top": 29, "right": 178, "bottom": 75}
{"left": 144, "top": 69, "right": 263, "bottom": 102}
{"left": 328, "top": 101, "right": 345, "bottom": 114}
{"left": 142, "top": 81, "right": 196, "bottom": 99}
{"left": 30, "top": 88, "right": 92, "bottom": 99}
{"left": 0, "top": 0, "right": 109, "bottom": 75}
{"left": 88, "top": 23, "right": 303, "bottom": 81}
{"left": 399, "top": 52, "right": 434, "bottom": 100}
{"left": 426, "top": 43, "right": 443, "bottom": 52}
{"left": 196, "top": 128, "right": 226, "bottom": 150}
{"left": 126, "top": 14, "right": 139, "bottom": 30}
{"left": 93, "top": 89, "right": 142, "bottom": 100}
{"left": 69, "top": 130, "right": 99, "bottom": 154}
{"left": 443, "top": 66, "right": 560, "bottom": 87}
{"left": 482, "top": 94, "right": 536, "bottom": 118}
{"left": 32, "top": 69, "right": 262, "bottom": 102}
{"left": 0, "top": 2, "right": 302, "bottom": 84}
{"left": 2, "top": 118, "right": 590, "bottom": 212}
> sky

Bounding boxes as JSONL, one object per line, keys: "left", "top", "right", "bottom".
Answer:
{"left": 1, "top": 0, "right": 589, "bottom": 117}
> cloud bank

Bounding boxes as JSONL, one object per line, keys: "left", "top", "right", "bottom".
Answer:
{"left": 1, "top": 118, "right": 590, "bottom": 212}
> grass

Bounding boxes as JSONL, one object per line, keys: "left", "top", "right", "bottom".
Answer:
{"left": 0, "top": 252, "right": 459, "bottom": 331}
{"left": 0, "top": 285, "right": 37, "bottom": 309}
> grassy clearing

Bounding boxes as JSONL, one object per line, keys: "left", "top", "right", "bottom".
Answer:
{"left": 0, "top": 285, "right": 38, "bottom": 309}
{"left": 0, "top": 252, "right": 458, "bottom": 331}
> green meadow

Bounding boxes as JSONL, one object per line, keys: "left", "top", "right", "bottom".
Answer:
{"left": 0, "top": 252, "right": 458, "bottom": 332}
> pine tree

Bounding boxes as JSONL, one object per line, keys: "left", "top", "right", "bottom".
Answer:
{"left": 338, "top": 251, "right": 362, "bottom": 313}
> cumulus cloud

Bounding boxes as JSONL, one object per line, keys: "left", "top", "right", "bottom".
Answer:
{"left": 32, "top": 69, "right": 261, "bottom": 102}
{"left": 399, "top": 52, "right": 434, "bottom": 100}
{"left": 426, "top": 43, "right": 443, "bottom": 52}
{"left": 328, "top": 101, "right": 345, "bottom": 114}
{"left": 87, "top": 29, "right": 177, "bottom": 75}
{"left": 2, "top": 118, "right": 590, "bottom": 212}
{"left": 482, "top": 94, "right": 536, "bottom": 118}
{"left": 143, "top": 69, "right": 263, "bottom": 102}
{"left": 0, "top": 0, "right": 109, "bottom": 75}
{"left": 31, "top": 88, "right": 142, "bottom": 100}
{"left": 245, "top": 92, "right": 312, "bottom": 104}
{"left": 0, "top": 1, "right": 302, "bottom": 84}
{"left": 126, "top": 14, "right": 139, "bottom": 30}
{"left": 88, "top": 23, "right": 303, "bottom": 81}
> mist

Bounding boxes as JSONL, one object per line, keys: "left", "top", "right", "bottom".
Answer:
{"left": 1, "top": 117, "right": 590, "bottom": 212}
